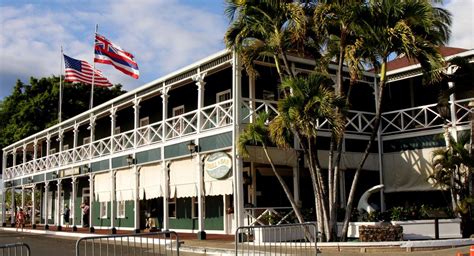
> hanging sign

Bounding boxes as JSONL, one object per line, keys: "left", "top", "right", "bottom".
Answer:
{"left": 204, "top": 152, "right": 232, "bottom": 179}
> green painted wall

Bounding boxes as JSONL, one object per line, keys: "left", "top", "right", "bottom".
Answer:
{"left": 164, "top": 142, "right": 191, "bottom": 159}
{"left": 91, "top": 160, "right": 109, "bottom": 172}
{"left": 92, "top": 201, "right": 111, "bottom": 227}
{"left": 199, "top": 132, "right": 232, "bottom": 152}
{"left": 136, "top": 148, "right": 161, "bottom": 164}
{"left": 112, "top": 156, "right": 128, "bottom": 169}
{"left": 169, "top": 196, "right": 224, "bottom": 231}
{"left": 114, "top": 200, "right": 134, "bottom": 228}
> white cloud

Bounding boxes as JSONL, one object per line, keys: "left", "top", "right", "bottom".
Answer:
{"left": 445, "top": 0, "right": 474, "bottom": 49}
{"left": 0, "top": 0, "right": 227, "bottom": 97}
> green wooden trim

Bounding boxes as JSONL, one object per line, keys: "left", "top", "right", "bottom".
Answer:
{"left": 136, "top": 148, "right": 161, "bottom": 164}
{"left": 199, "top": 132, "right": 232, "bottom": 152}
{"left": 164, "top": 142, "right": 191, "bottom": 159}
{"left": 112, "top": 156, "right": 128, "bottom": 169}
{"left": 92, "top": 160, "right": 110, "bottom": 172}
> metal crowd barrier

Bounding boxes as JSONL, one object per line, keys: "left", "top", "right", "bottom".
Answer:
{"left": 0, "top": 243, "right": 31, "bottom": 256}
{"left": 235, "top": 222, "right": 318, "bottom": 255}
{"left": 75, "top": 231, "right": 180, "bottom": 256}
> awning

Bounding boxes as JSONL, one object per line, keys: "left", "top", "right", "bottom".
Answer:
{"left": 139, "top": 163, "right": 163, "bottom": 200}
{"left": 94, "top": 172, "right": 112, "bottom": 202}
{"left": 204, "top": 169, "right": 233, "bottom": 196}
{"left": 169, "top": 158, "right": 197, "bottom": 198}
{"left": 116, "top": 168, "right": 134, "bottom": 201}
{"left": 244, "top": 146, "right": 298, "bottom": 167}
{"left": 383, "top": 149, "right": 437, "bottom": 192}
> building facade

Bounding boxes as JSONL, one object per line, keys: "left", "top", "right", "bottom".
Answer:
{"left": 1, "top": 47, "right": 473, "bottom": 237}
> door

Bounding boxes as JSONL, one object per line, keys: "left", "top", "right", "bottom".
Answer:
{"left": 82, "top": 188, "right": 90, "bottom": 226}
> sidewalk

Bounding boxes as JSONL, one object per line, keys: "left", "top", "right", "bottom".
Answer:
{"left": 1, "top": 224, "right": 473, "bottom": 255}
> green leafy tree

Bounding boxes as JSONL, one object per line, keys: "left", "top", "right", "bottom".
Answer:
{"left": 339, "top": 0, "right": 451, "bottom": 240}
{"left": 430, "top": 134, "right": 474, "bottom": 237}
{"left": 0, "top": 76, "right": 126, "bottom": 168}
{"left": 238, "top": 112, "right": 306, "bottom": 224}
{"left": 270, "top": 74, "right": 346, "bottom": 241}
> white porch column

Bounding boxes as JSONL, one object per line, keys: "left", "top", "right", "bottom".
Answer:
{"left": 373, "top": 77, "right": 386, "bottom": 212}
{"left": 162, "top": 162, "right": 169, "bottom": 230}
{"left": 161, "top": 85, "right": 169, "bottom": 141}
{"left": 12, "top": 149, "right": 17, "bottom": 166}
{"left": 44, "top": 182, "right": 49, "bottom": 228}
{"left": 71, "top": 177, "right": 77, "bottom": 228}
{"left": 231, "top": 50, "right": 244, "bottom": 229}
{"left": 22, "top": 144, "right": 27, "bottom": 164}
{"left": 58, "top": 128, "right": 64, "bottom": 153}
{"left": 133, "top": 98, "right": 141, "bottom": 149}
{"left": 111, "top": 170, "right": 116, "bottom": 231}
{"left": 110, "top": 107, "right": 117, "bottom": 154}
{"left": 33, "top": 139, "right": 38, "bottom": 172}
{"left": 196, "top": 151, "right": 206, "bottom": 239}
{"left": 447, "top": 65, "right": 459, "bottom": 141}
{"left": 89, "top": 115, "right": 96, "bottom": 160}
{"left": 73, "top": 123, "right": 79, "bottom": 161}
{"left": 11, "top": 187, "right": 16, "bottom": 226}
{"left": 89, "top": 174, "right": 94, "bottom": 229}
{"left": 192, "top": 72, "right": 206, "bottom": 134}
{"left": 21, "top": 186, "right": 25, "bottom": 211}
{"left": 31, "top": 185, "right": 36, "bottom": 228}
{"left": 133, "top": 165, "right": 140, "bottom": 233}
{"left": 56, "top": 179, "right": 62, "bottom": 229}
{"left": 46, "top": 134, "right": 51, "bottom": 156}
{"left": 2, "top": 188, "right": 6, "bottom": 226}
{"left": 2, "top": 151, "right": 7, "bottom": 177}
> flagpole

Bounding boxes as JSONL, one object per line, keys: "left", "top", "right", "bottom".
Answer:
{"left": 59, "top": 46, "right": 64, "bottom": 123}
{"left": 90, "top": 24, "right": 98, "bottom": 109}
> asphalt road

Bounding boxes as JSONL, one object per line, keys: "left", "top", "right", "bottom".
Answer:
{"left": 0, "top": 230, "right": 472, "bottom": 256}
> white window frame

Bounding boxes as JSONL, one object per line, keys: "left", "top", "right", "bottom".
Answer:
{"left": 216, "top": 89, "right": 232, "bottom": 125}
{"left": 117, "top": 200, "right": 126, "bottom": 218}
{"left": 139, "top": 117, "right": 150, "bottom": 127}
{"left": 99, "top": 201, "right": 108, "bottom": 219}
{"left": 172, "top": 105, "right": 185, "bottom": 137}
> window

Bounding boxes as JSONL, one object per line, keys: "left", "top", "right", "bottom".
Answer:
{"left": 62, "top": 144, "right": 69, "bottom": 151}
{"left": 139, "top": 117, "right": 150, "bottom": 127}
{"left": 168, "top": 197, "right": 176, "bottom": 218}
{"left": 216, "top": 90, "right": 232, "bottom": 125}
{"left": 114, "top": 126, "right": 121, "bottom": 135}
{"left": 99, "top": 201, "right": 108, "bottom": 219}
{"left": 172, "top": 106, "right": 185, "bottom": 137}
{"left": 192, "top": 197, "right": 199, "bottom": 219}
{"left": 49, "top": 148, "right": 56, "bottom": 155}
{"left": 117, "top": 201, "right": 125, "bottom": 218}
{"left": 83, "top": 137, "right": 91, "bottom": 145}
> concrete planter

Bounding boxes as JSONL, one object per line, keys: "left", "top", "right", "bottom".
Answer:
{"left": 337, "top": 219, "right": 462, "bottom": 240}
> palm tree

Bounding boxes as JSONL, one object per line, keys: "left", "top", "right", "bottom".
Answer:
{"left": 269, "top": 73, "right": 346, "bottom": 241}
{"left": 225, "top": 0, "right": 306, "bottom": 80}
{"left": 238, "top": 112, "right": 306, "bottom": 224}
{"left": 339, "top": 0, "right": 452, "bottom": 240}
{"left": 430, "top": 133, "right": 474, "bottom": 237}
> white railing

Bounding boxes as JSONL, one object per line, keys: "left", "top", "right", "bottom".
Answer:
{"left": 4, "top": 98, "right": 473, "bottom": 180}
{"left": 244, "top": 207, "right": 296, "bottom": 226}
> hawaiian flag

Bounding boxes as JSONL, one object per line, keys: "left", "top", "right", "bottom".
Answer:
{"left": 94, "top": 33, "right": 139, "bottom": 79}
{"left": 64, "top": 54, "right": 112, "bottom": 87}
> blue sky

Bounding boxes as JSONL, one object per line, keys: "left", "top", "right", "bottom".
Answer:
{"left": 0, "top": 0, "right": 473, "bottom": 100}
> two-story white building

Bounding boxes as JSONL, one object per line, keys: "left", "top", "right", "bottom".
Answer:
{"left": 1, "top": 46, "right": 473, "bottom": 239}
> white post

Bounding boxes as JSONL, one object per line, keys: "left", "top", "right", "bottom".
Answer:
{"left": 89, "top": 174, "right": 94, "bottom": 229}
{"left": 111, "top": 170, "right": 116, "bottom": 231}
{"left": 196, "top": 152, "right": 205, "bottom": 239}
{"left": 89, "top": 115, "right": 96, "bottom": 159}
{"left": 133, "top": 97, "right": 141, "bottom": 149}
{"left": 73, "top": 122, "right": 79, "bottom": 161}
{"left": 231, "top": 50, "right": 244, "bottom": 229}
{"left": 12, "top": 149, "right": 17, "bottom": 167}
{"left": 31, "top": 185, "right": 36, "bottom": 228}
{"left": 11, "top": 187, "right": 16, "bottom": 226}
{"left": 161, "top": 85, "right": 169, "bottom": 141}
{"left": 162, "top": 162, "right": 169, "bottom": 230}
{"left": 110, "top": 107, "right": 117, "bottom": 153}
{"left": 58, "top": 128, "right": 64, "bottom": 153}
{"left": 71, "top": 177, "right": 77, "bottom": 228}
{"left": 44, "top": 182, "right": 49, "bottom": 228}
{"left": 192, "top": 72, "right": 206, "bottom": 134}
{"left": 56, "top": 180, "right": 62, "bottom": 228}
{"left": 134, "top": 165, "right": 140, "bottom": 233}
{"left": 46, "top": 134, "right": 51, "bottom": 156}
{"left": 33, "top": 139, "right": 38, "bottom": 172}
{"left": 22, "top": 144, "right": 27, "bottom": 164}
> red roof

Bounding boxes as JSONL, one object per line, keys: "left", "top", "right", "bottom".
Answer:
{"left": 385, "top": 46, "right": 469, "bottom": 72}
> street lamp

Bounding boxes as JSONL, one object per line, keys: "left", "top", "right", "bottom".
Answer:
{"left": 187, "top": 141, "right": 198, "bottom": 155}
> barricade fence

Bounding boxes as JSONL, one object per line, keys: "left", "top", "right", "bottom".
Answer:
{"left": 75, "top": 231, "right": 180, "bottom": 256}
{"left": 235, "top": 222, "right": 318, "bottom": 256}
{"left": 0, "top": 243, "right": 31, "bottom": 256}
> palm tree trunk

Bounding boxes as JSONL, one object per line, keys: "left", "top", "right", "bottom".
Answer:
{"left": 261, "top": 145, "right": 306, "bottom": 224}
{"left": 340, "top": 63, "right": 386, "bottom": 241}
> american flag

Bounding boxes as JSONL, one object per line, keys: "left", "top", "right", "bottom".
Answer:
{"left": 94, "top": 33, "right": 139, "bottom": 79}
{"left": 64, "top": 54, "right": 112, "bottom": 87}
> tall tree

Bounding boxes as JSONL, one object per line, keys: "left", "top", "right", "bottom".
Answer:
{"left": 270, "top": 73, "right": 346, "bottom": 241}
{"left": 238, "top": 112, "right": 306, "bottom": 224}
{"left": 340, "top": 0, "right": 451, "bottom": 240}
